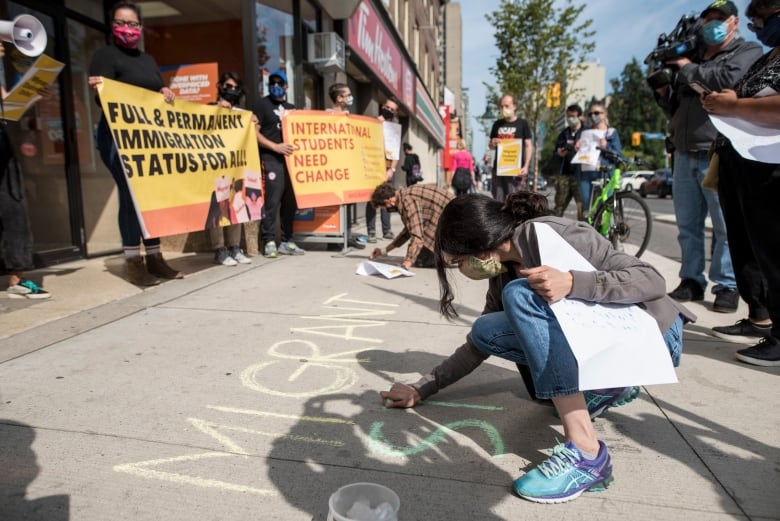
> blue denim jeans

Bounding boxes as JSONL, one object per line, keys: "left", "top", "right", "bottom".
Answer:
{"left": 672, "top": 150, "right": 735, "bottom": 291}
{"left": 578, "top": 170, "right": 601, "bottom": 209}
{"left": 470, "top": 279, "right": 684, "bottom": 399}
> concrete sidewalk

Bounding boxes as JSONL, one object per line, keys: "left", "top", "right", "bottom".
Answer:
{"left": 0, "top": 213, "right": 777, "bottom": 521}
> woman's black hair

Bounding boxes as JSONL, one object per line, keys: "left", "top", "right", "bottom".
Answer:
{"left": 110, "top": 1, "right": 142, "bottom": 24}
{"left": 434, "top": 191, "right": 553, "bottom": 319}
{"left": 219, "top": 71, "right": 244, "bottom": 95}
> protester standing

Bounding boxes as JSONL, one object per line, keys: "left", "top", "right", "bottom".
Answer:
{"left": 365, "top": 98, "right": 399, "bottom": 243}
{"left": 703, "top": 0, "right": 780, "bottom": 366}
{"left": 654, "top": 0, "right": 762, "bottom": 312}
{"left": 88, "top": 0, "right": 182, "bottom": 286}
{"left": 488, "top": 94, "right": 532, "bottom": 201}
{"left": 252, "top": 70, "right": 304, "bottom": 258}
{"left": 553, "top": 104, "right": 585, "bottom": 220}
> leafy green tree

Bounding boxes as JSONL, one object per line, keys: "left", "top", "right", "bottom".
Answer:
{"left": 486, "top": 0, "right": 595, "bottom": 190}
{"left": 607, "top": 58, "right": 668, "bottom": 169}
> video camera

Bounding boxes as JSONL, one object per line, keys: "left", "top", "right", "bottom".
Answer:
{"left": 644, "top": 14, "right": 702, "bottom": 90}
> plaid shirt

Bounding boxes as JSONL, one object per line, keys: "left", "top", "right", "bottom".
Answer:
{"left": 388, "top": 184, "right": 454, "bottom": 264}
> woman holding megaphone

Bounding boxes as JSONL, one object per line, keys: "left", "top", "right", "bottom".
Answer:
{"left": 88, "top": 1, "right": 180, "bottom": 287}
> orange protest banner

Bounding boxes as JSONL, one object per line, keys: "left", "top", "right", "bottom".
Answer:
{"left": 282, "top": 110, "right": 387, "bottom": 208}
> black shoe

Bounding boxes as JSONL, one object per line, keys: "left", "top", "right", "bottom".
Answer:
{"left": 668, "top": 279, "right": 704, "bottom": 302}
{"left": 713, "top": 288, "right": 739, "bottom": 313}
{"left": 712, "top": 318, "right": 772, "bottom": 339}
{"left": 736, "top": 337, "right": 780, "bottom": 367}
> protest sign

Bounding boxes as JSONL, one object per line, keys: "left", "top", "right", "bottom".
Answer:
{"left": 281, "top": 110, "right": 387, "bottom": 208}
{"left": 383, "top": 120, "right": 402, "bottom": 160}
{"left": 495, "top": 139, "right": 524, "bottom": 176}
{"left": 96, "top": 77, "right": 262, "bottom": 238}
{"left": 160, "top": 62, "right": 218, "bottom": 104}
{"left": 571, "top": 129, "right": 605, "bottom": 167}
{"left": 1, "top": 54, "right": 64, "bottom": 121}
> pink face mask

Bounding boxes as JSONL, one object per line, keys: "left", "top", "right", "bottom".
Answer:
{"left": 113, "top": 26, "right": 141, "bottom": 48}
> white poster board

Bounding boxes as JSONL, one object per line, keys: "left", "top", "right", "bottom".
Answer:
{"left": 571, "top": 129, "right": 605, "bottom": 168}
{"left": 534, "top": 222, "right": 678, "bottom": 389}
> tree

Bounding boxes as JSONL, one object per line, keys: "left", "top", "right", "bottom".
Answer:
{"left": 486, "top": 0, "right": 595, "bottom": 190}
{"left": 608, "top": 58, "right": 669, "bottom": 169}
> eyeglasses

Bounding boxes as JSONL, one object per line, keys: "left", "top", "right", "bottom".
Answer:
{"left": 269, "top": 80, "right": 285, "bottom": 86}
{"left": 748, "top": 10, "right": 780, "bottom": 32}
{"left": 223, "top": 83, "right": 239, "bottom": 89}
{"left": 113, "top": 19, "right": 141, "bottom": 29}
{"left": 588, "top": 111, "right": 604, "bottom": 116}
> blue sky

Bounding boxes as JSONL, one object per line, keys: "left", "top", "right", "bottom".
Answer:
{"left": 461, "top": 0, "right": 766, "bottom": 154}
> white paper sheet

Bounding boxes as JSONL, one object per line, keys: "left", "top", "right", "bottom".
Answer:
{"left": 571, "top": 129, "right": 605, "bottom": 167}
{"left": 356, "top": 261, "right": 414, "bottom": 279}
{"left": 534, "top": 223, "right": 678, "bottom": 389}
{"left": 383, "top": 121, "right": 403, "bottom": 160}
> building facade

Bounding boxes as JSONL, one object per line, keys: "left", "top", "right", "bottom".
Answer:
{"left": 0, "top": 0, "right": 447, "bottom": 267}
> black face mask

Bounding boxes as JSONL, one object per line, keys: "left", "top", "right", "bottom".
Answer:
{"left": 380, "top": 108, "right": 395, "bottom": 120}
{"left": 219, "top": 87, "right": 242, "bottom": 106}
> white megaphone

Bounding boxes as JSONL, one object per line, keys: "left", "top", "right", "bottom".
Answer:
{"left": 0, "top": 14, "right": 47, "bottom": 57}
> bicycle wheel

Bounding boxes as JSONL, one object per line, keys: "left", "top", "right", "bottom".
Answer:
{"left": 592, "top": 191, "right": 652, "bottom": 258}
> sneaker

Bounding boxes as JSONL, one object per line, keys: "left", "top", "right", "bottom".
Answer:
{"left": 263, "top": 241, "right": 277, "bottom": 258}
{"left": 6, "top": 279, "right": 51, "bottom": 299}
{"left": 513, "top": 440, "right": 613, "bottom": 503}
{"left": 348, "top": 237, "right": 366, "bottom": 250}
{"left": 278, "top": 241, "right": 305, "bottom": 255}
{"left": 214, "top": 247, "right": 238, "bottom": 266}
{"left": 367, "top": 233, "right": 377, "bottom": 244}
{"left": 383, "top": 231, "right": 395, "bottom": 240}
{"left": 229, "top": 247, "right": 251, "bottom": 264}
{"left": 668, "top": 278, "right": 704, "bottom": 302}
{"left": 712, "top": 318, "right": 772, "bottom": 339}
{"left": 584, "top": 386, "right": 640, "bottom": 419}
{"left": 553, "top": 386, "right": 640, "bottom": 420}
{"left": 735, "top": 336, "right": 780, "bottom": 367}
{"left": 713, "top": 288, "right": 739, "bottom": 313}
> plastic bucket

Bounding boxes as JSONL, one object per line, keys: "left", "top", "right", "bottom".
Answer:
{"left": 327, "top": 482, "right": 400, "bottom": 521}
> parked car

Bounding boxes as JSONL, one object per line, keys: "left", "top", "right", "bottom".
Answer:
{"left": 620, "top": 170, "right": 654, "bottom": 192}
{"left": 639, "top": 169, "right": 673, "bottom": 198}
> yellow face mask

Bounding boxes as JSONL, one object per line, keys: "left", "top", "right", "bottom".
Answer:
{"left": 458, "top": 255, "right": 508, "bottom": 280}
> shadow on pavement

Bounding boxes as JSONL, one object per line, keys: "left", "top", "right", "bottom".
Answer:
{"left": 0, "top": 420, "right": 70, "bottom": 520}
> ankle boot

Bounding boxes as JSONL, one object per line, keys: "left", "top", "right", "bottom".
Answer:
{"left": 126, "top": 257, "right": 161, "bottom": 286}
{"left": 145, "top": 253, "right": 183, "bottom": 279}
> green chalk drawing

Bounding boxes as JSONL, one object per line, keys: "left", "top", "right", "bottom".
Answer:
{"left": 424, "top": 400, "right": 505, "bottom": 411}
{"left": 368, "top": 419, "right": 505, "bottom": 457}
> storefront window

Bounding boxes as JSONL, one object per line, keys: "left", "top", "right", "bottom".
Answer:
{"left": 256, "top": 2, "right": 294, "bottom": 103}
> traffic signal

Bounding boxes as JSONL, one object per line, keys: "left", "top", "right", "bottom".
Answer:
{"left": 631, "top": 132, "right": 641, "bottom": 147}
{"left": 546, "top": 82, "right": 560, "bottom": 108}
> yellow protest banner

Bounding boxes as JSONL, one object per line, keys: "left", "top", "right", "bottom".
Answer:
{"left": 496, "top": 139, "right": 523, "bottom": 176}
{"left": 282, "top": 110, "right": 387, "bottom": 208}
{"left": 1, "top": 54, "right": 65, "bottom": 121}
{"left": 96, "top": 77, "right": 262, "bottom": 238}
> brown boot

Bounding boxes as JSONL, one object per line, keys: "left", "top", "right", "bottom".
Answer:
{"left": 145, "top": 253, "right": 183, "bottom": 279}
{"left": 126, "top": 257, "right": 161, "bottom": 286}
{"left": 244, "top": 221, "right": 259, "bottom": 257}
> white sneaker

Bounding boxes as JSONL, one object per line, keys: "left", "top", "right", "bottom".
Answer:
{"left": 214, "top": 247, "right": 238, "bottom": 266}
{"left": 229, "top": 247, "right": 251, "bottom": 264}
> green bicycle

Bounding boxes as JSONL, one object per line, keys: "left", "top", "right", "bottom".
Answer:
{"left": 585, "top": 148, "right": 653, "bottom": 258}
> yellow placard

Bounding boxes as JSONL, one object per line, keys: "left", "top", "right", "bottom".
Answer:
{"left": 282, "top": 110, "right": 387, "bottom": 208}
{"left": 496, "top": 139, "right": 523, "bottom": 176}
{"left": 2, "top": 54, "right": 65, "bottom": 121}
{"left": 96, "top": 77, "right": 262, "bottom": 238}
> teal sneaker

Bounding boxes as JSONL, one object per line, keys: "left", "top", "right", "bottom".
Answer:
{"left": 584, "top": 386, "right": 640, "bottom": 419}
{"left": 263, "top": 241, "right": 277, "bottom": 258}
{"left": 7, "top": 279, "right": 51, "bottom": 299}
{"left": 552, "top": 386, "right": 640, "bottom": 420}
{"left": 513, "top": 440, "right": 613, "bottom": 503}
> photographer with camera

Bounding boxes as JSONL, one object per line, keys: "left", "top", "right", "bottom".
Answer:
{"left": 652, "top": 0, "right": 762, "bottom": 313}
{"left": 553, "top": 104, "right": 585, "bottom": 220}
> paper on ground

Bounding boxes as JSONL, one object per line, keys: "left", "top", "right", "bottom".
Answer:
{"left": 356, "top": 261, "right": 414, "bottom": 279}
{"left": 534, "top": 222, "right": 677, "bottom": 389}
